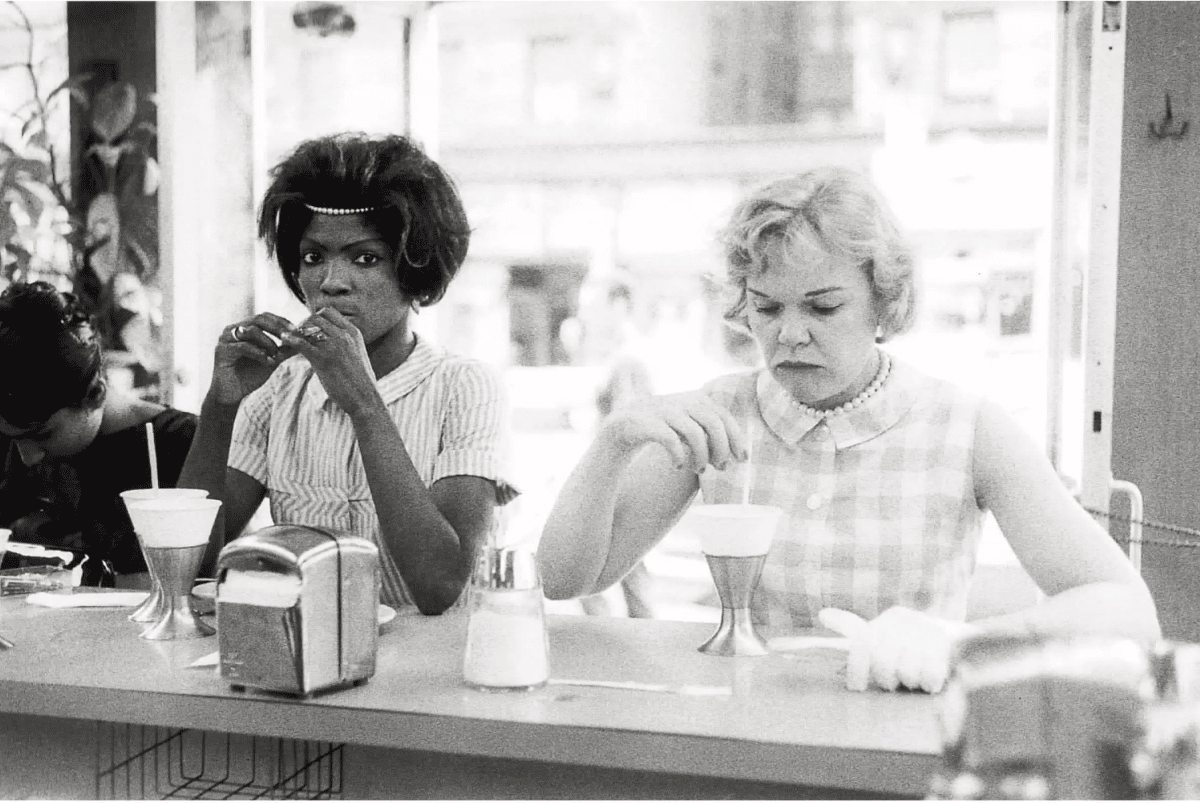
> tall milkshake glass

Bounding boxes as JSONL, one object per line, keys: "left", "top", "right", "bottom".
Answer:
{"left": 690, "top": 504, "right": 783, "bottom": 656}
{"left": 123, "top": 497, "right": 222, "bottom": 640}
{"left": 120, "top": 489, "right": 209, "bottom": 623}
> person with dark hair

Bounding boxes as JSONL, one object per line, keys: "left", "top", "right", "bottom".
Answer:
{"left": 0, "top": 281, "right": 197, "bottom": 586}
{"left": 180, "top": 133, "right": 516, "bottom": 615}
{"left": 539, "top": 167, "right": 1158, "bottom": 693}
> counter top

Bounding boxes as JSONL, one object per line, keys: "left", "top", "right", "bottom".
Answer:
{"left": 0, "top": 597, "right": 942, "bottom": 796}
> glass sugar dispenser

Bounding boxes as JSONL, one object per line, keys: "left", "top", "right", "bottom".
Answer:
{"left": 462, "top": 542, "right": 550, "bottom": 692}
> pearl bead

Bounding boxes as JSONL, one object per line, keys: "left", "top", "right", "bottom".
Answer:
{"left": 792, "top": 352, "right": 891, "bottom": 420}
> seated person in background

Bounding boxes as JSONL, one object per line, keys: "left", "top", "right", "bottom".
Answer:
{"left": 538, "top": 167, "right": 1160, "bottom": 692}
{"left": 0, "top": 281, "right": 197, "bottom": 586}
{"left": 180, "top": 133, "right": 516, "bottom": 615}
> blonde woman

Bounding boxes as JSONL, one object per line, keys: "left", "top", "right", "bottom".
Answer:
{"left": 539, "top": 167, "right": 1158, "bottom": 693}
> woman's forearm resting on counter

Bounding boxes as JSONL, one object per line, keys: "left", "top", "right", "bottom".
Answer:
{"left": 978, "top": 580, "right": 1161, "bottom": 645}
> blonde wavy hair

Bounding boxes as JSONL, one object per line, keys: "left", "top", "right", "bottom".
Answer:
{"left": 719, "top": 167, "right": 916, "bottom": 342}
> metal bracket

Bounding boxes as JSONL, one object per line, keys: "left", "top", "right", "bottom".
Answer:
{"left": 1149, "top": 92, "right": 1189, "bottom": 140}
{"left": 1110, "top": 478, "right": 1144, "bottom": 573}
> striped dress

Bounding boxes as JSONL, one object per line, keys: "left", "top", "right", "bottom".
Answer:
{"left": 698, "top": 352, "right": 986, "bottom": 631}
{"left": 228, "top": 335, "right": 517, "bottom": 610}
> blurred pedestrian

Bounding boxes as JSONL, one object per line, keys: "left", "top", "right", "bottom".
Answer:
{"left": 580, "top": 281, "right": 656, "bottom": 618}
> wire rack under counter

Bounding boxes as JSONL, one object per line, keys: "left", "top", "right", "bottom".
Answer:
{"left": 95, "top": 722, "right": 344, "bottom": 800}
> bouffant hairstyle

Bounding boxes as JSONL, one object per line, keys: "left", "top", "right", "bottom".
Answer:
{"left": 719, "top": 167, "right": 917, "bottom": 342}
{"left": 257, "top": 133, "right": 471, "bottom": 308}
{"left": 0, "top": 282, "right": 104, "bottom": 429}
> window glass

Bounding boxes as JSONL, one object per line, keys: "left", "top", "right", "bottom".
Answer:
{"left": 0, "top": 0, "right": 1073, "bottom": 622}
{"left": 432, "top": 1, "right": 1062, "bottom": 620}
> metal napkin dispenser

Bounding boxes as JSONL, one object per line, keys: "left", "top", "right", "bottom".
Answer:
{"left": 216, "top": 524, "right": 380, "bottom": 697}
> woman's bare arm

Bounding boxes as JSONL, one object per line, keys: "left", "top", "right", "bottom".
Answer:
{"left": 178, "top": 396, "right": 268, "bottom": 574}
{"left": 973, "top": 399, "right": 1160, "bottom": 643}
{"left": 539, "top": 391, "right": 746, "bottom": 600}
{"left": 348, "top": 403, "right": 494, "bottom": 614}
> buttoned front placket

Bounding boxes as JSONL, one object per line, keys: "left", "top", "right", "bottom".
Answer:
{"left": 740, "top": 361, "right": 928, "bottom": 628}
{"left": 800, "top": 418, "right": 839, "bottom": 620}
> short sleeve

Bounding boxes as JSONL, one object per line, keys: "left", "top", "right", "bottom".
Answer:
{"left": 433, "top": 360, "right": 520, "bottom": 504}
{"left": 228, "top": 383, "right": 272, "bottom": 486}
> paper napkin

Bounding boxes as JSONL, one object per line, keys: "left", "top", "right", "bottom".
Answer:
{"left": 26, "top": 591, "right": 149, "bottom": 608}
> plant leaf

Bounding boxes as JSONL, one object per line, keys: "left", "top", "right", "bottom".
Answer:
{"left": 17, "top": 156, "right": 50, "bottom": 184}
{"left": 125, "top": 235, "right": 156, "bottom": 279}
{"left": 90, "top": 82, "right": 138, "bottom": 143}
{"left": 68, "top": 85, "right": 90, "bottom": 109}
{"left": 87, "top": 143, "right": 122, "bottom": 170}
{"left": 13, "top": 182, "right": 44, "bottom": 222}
{"left": 86, "top": 192, "right": 121, "bottom": 282}
{"left": 0, "top": 213, "right": 17, "bottom": 251}
{"left": 5, "top": 243, "right": 31, "bottom": 275}
{"left": 142, "top": 157, "right": 159, "bottom": 195}
{"left": 46, "top": 72, "right": 92, "bottom": 103}
{"left": 28, "top": 127, "right": 48, "bottom": 152}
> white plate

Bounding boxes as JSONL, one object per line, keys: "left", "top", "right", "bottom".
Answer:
{"left": 194, "top": 583, "right": 396, "bottom": 626}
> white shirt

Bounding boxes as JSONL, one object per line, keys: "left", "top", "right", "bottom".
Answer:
{"left": 229, "top": 335, "right": 517, "bottom": 609}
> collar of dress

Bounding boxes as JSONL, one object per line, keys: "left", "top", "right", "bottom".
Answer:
{"left": 755, "top": 352, "right": 929, "bottom": 450}
{"left": 304, "top": 333, "right": 441, "bottom": 409}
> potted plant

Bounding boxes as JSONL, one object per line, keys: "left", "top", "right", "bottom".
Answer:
{"left": 1, "top": 1, "right": 162, "bottom": 397}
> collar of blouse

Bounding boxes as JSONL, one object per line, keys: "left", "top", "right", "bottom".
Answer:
{"left": 755, "top": 351, "right": 932, "bottom": 450}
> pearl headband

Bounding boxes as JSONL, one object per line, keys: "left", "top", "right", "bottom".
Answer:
{"left": 303, "top": 203, "right": 378, "bottom": 216}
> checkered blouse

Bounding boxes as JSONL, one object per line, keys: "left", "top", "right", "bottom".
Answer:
{"left": 698, "top": 352, "right": 985, "bottom": 631}
{"left": 228, "top": 335, "right": 517, "bottom": 610}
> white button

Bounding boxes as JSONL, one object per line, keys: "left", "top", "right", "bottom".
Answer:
{"left": 806, "top": 493, "right": 822, "bottom": 510}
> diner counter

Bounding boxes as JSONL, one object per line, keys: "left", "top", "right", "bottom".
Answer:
{"left": 0, "top": 596, "right": 942, "bottom": 799}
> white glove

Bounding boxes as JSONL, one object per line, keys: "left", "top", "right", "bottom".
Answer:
{"left": 818, "top": 606, "right": 978, "bottom": 694}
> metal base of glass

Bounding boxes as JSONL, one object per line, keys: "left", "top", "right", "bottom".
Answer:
{"left": 698, "top": 554, "right": 770, "bottom": 657}
{"left": 140, "top": 544, "right": 214, "bottom": 641}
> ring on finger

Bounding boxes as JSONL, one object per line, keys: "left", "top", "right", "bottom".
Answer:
{"left": 298, "top": 325, "right": 328, "bottom": 342}
{"left": 231, "top": 324, "right": 247, "bottom": 342}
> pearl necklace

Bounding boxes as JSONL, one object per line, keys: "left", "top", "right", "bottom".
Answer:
{"left": 791, "top": 351, "right": 892, "bottom": 420}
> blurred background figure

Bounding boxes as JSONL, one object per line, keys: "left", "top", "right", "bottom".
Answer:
{"left": 580, "top": 279, "right": 656, "bottom": 618}
{"left": 594, "top": 281, "right": 653, "bottom": 419}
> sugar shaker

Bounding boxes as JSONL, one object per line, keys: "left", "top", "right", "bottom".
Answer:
{"left": 462, "top": 544, "right": 550, "bottom": 692}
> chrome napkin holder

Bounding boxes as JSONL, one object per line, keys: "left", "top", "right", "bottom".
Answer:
{"left": 216, "top": 525, "right": 379, "bottom": 698}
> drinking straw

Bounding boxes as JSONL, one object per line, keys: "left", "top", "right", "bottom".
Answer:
{"left": 145, "top": 422, "right": 159, "bottom": 490}
{"left": 741, "top": 418, "right": 755, "bottom": 505}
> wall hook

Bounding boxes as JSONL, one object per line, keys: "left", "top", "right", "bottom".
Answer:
{"left": 1149, "top": 92, "right": 1189, "bottom": 140}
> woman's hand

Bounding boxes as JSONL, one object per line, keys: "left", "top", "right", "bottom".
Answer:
{"left": 819, "top": 607, "right": 978, "bottom": 694}
{"left": 211, "top": 313, "right": 300, "bottom": 405}
{"left": 280, "top": 308, "right": 379, "bottom": 416}
{"left": 599, "top": 392, "right": 749, "bottom": 473}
